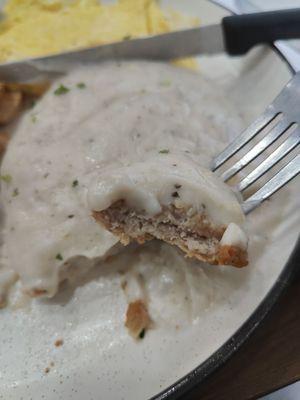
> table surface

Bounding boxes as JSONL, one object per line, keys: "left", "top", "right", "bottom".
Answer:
{"left": 185, "top": 270, "right": 300, "bottom": 400}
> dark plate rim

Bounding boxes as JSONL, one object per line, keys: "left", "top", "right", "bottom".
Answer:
{"left": 153, "top": 4, "right": 300, "bottom": 399}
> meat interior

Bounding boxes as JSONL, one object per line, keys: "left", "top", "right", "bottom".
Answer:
{"left": 93, "top": 200, "right": 248, "bottom": 267}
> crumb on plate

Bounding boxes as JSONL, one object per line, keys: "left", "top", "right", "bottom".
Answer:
{"left": 54, "top": 339, "right": 64, "bottom": 347}
{"left": 125, "top": 299, "right": 151, "bottom": 339}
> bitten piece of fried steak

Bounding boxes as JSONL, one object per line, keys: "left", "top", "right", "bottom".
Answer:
{"left": 90, "top": 154, "right": 248, "bottom": 268}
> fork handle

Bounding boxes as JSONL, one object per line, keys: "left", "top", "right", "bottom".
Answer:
{"left": 223, "top": 8, "right": 300, "bottom": 55}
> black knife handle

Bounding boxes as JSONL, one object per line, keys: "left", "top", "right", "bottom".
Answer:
{"left": 222, "top": 8, "right": 300, "bottom": 56}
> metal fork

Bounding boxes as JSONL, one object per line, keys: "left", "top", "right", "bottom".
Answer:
{"left": 211, "top": 71, "right": 300, "bottom": 214}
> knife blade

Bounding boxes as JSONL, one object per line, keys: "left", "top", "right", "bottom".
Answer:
{"left": 2, "top": 8, "right": 300, "bottom": 82}
{"left": 0, "top": 24, "right": 224, "bottom": 81}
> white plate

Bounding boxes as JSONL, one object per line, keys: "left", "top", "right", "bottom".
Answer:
{"left": 0, "top": 2, "right": 299, "bottom": 400}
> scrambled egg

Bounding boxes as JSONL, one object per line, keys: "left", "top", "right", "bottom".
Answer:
{"left": 0, "top": 0, "right": 198, "bottom": 68}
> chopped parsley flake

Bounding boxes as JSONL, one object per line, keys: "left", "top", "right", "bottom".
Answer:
{"left": 12, "top": 188, "right": 19, "bottom": 197}
{"left": 76, "top": 82, "right": 86, "bottom": 89}
{"left": 139, "top": 329, "right": 145, "bottom": 339}
{"left": 31, "top": 114, "right": 37, "bottom": 123}
{"left": 123, "top": 35, "right": 131, "bottom": 40}
{"left": 159, "top": 149, "right": 169, "bottom": 154}
{"left": 55, "top": 253, "right": 63, "bottom": 261}
{"left": 54, "top": 84, "right": 70, "bottom": 96}
{"left": 160, "top": 79, "right": 172, "bottom": 87}
{"left": 0, "top": 174, "right": 12, "bottom": 183}
{"left": 30, "top": 100, "right": 36, "bottom": 108}
{"left": 72, "top": 179, "right": 79, "bottom": 187}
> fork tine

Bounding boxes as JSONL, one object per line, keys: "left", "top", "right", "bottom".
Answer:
{"left": 221, "top": 118, "right": 292, "bottom": 182}
{"left": 238, "top": 128, "right": 300, "bottom": 192}
{"left": 210, "top": 109, "right": 276, "bottom": 171}
{"left": 242, "top": 154, "right": 300, "bottom": 214}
